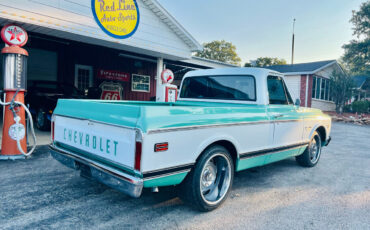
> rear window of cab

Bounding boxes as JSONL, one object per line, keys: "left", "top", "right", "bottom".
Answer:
{"left": 180, "top": 75, "right": 256, "bottom": 101}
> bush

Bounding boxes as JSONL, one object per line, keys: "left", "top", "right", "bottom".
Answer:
{"left": 343, "top": 104, "right": 352, "bottom": 113}
{"left": 351, "top": 101, "right": 369, "bottom": 113}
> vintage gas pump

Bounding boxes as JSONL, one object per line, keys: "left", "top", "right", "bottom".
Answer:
{"left": 159, "top": 69, "right": 177, "bottom": 102}
{"left": 0, "top": 24, "right": 36, "bottom": 160}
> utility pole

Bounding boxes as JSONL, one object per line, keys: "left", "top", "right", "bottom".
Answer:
{"left": 291, "top": 18, "right": 296, "bottom": 65}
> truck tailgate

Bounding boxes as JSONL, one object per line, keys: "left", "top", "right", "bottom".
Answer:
{"left": 53, "top": 115, "right": 136, "bottom": 169}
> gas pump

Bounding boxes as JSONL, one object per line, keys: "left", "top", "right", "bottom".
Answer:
{"left": 0, "top": 24, "right": 36, "bottom": 160}
{"left": 160, "top": 69, "right": 177, "bottom": 102}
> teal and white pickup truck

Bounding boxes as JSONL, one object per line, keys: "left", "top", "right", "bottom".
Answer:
{"left": 50, "top": 68, "right": 331, "bottom": 211}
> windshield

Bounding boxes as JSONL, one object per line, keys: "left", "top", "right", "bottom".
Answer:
{"left": 180, "top": 75, "right": 256, "bottom": 101}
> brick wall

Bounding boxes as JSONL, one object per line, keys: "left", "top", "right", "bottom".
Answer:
{"left": 307, "top": 75, "right": 313, "bottom": 107}
{"left": 300, "top": 75, "right": 307, "bottom": 106}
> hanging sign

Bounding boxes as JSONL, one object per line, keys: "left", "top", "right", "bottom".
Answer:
{"left": 99, "top": 82, "right": 123, "bottom": 100}
{"left": 98, "top": 69, "right": 130, "bottom": 82}
{"left": 161, "top": 69, "right": 174, "bottom": 84}
{"left": 91, "top": 0, "right": 140, "bottom": 39}
{"left": 1, "top": 24, "right": 28, "bottom": 47}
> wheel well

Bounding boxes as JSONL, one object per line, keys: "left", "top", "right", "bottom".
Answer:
{"left": 316, "top": 126, "right": 326, "bottom": 144}
{"left": 197, "top": 140, "right": 238, "bottom": 168}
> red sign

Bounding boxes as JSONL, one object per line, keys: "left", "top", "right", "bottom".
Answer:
{"left": 1, "top": 24, "right": 28, "bottom": 47}
{"left": 161, "top": 69, "right": 174, "bottom": 84}
{"left": 98, "top": 69, "right": 130, "bottom": 82}
{"left": 165, "top": 86, "right": 178, "bottom": 102}
{"left": 99, "top": 82, "right": 123, "bottom": 100}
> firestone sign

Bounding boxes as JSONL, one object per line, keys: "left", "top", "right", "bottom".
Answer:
{"left": 91, "top": 0, "right": 140, "bottom": 39}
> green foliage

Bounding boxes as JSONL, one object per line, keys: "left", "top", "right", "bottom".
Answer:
{"left": 195, "top": 40, "right": 242, "bottom": 66}
{"left": 342, "top": 1, "right": 370, "bottom": 75}
{"left": 254, "top": 57, "right": 287, "bottom": 67}
{"left": 342, "top": 38, "right": 370, "bottom": 75}
{"left": 350, "top": 1, "right": 370, "bottom": 38}
{"left": 329, "top": 70, "right": 354, "bottom": 113}
{"left": 244, "top": 62, "right": 252, "bottom": 67}
{"left": 351, "top": 100, "right": 370, "bottom": 113}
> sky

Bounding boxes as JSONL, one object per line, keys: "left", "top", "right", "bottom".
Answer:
{"left": 157, "top": 0, "right": 366, "bottom": 65}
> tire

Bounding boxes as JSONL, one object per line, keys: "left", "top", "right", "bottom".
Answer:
{"left": 296, "top": 131, "right": 322, "bottom": 167}
{"left": 36, "top": 108, "right": 50, "bottom": 131}
{"left": 179, "top": 145, "right": 234, "bottom": 212}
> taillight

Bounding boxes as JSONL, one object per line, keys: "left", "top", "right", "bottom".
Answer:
{"left": 134, "top": 141, "right": 142, "bottom": 171}
{"left": 51, "top": 115, "right": 55, "bottom": 143}
{"left": 154, "top": 142, "right": 168, "bottom": 152}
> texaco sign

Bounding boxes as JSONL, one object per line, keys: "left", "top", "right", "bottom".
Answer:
{"left": 1, "top": 24, "right": 28, "bottom": 47}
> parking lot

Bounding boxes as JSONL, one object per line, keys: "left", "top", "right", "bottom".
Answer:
{"left": 0, "top": 122, "right": 369, "bottom": 230}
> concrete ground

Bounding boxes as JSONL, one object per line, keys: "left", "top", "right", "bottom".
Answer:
{"left": 0, "top": 122, "right": 369, "bottom": 230}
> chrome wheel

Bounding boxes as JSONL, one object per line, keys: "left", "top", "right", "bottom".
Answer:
{"left": 37, "top": 110, "right": 45, "bottom": 127}
{"left": 309, "top": 136, "right": 321, "bottom": 164}
{"left": 200, "top": 153, "right": 232, "bottom": 205}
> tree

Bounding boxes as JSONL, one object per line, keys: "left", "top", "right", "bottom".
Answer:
{"left": 329, "top": 70, "right": 354, "bottom": 113}
{"left": 253, "top": 57, "right": 287, "bottom": 67}
{"left": 195, "top": 40, "right": 242, "bottom": 66}
{"left": 342, "top": 1, "right": 370, "bottom": 75}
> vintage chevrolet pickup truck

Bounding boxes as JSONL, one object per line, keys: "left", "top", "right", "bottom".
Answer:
{"left": 50, "top": 68, "right": 331, "bottom": 211}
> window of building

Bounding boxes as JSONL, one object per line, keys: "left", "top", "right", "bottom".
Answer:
{"left": 325, "top": 80, "right": 330, "bottom": 101}
{"left": 321, "top": 79, "right": 326, "bottom": 99}
{"left": 312, "top": 76, "right": 317, "bottom": 99}
{"left": 311, "top": 76, "right": 332, "bottom": 102}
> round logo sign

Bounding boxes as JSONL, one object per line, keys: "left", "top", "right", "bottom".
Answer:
{"left": 91, "top": 0, "right": 140, "bottom": 39}
{"left": 161, "top": 69, "right": 174, "bottom": 84}
{"left": 1, "top": 24, "right": 28, "bottom": 47}
{"left": 8, "top": 123, "right": 26, "bottom": 141}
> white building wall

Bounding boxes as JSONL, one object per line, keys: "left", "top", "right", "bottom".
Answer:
{"left": 316, "top": 64, "right": 341, "bottom": 79}
{"left": 311, "top": 99, "right": 336, "bottom": 111}
{"left": 0, "top": 0, "right": 194, "bottom": 59}
{"left": 283, "top": 75, "right": 301, "bottom": 102}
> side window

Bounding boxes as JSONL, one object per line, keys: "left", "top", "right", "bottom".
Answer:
{"left": 267, "top": 76, "right": 292, "bottom": 105}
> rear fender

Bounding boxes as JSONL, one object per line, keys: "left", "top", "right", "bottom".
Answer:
{"left": 194, "top": 134, "right": 240, "bottom": 162}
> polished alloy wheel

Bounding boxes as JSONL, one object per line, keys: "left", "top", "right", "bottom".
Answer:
{"left": 200, "top": 153, "right": 232, "bottom": 205}
{"left": 309, "top": 136, "right": 321, "bottom": 164}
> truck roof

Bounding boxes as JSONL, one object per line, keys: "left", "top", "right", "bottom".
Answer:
{"left": 184, "top": 67, "right": 283, "bottom": 78}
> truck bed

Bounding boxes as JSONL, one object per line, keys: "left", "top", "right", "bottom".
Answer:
{"left": 53, "top": 99, "right": 269, "bottom": 134}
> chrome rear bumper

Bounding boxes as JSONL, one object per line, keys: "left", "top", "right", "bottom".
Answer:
{"left": 49, "top": 145, "right": 143, "bottom": 198}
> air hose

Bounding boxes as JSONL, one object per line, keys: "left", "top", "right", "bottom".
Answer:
{"left": 1, "top": 89, "right": 37, "bottom": 157}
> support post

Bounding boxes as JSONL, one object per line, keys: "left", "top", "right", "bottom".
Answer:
{"left": 156, "top": 57, "right": 164, "bottom": 102}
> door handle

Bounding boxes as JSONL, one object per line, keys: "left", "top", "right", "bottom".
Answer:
{"left": 273, "top": 114, "right": 284, "bottom": 119}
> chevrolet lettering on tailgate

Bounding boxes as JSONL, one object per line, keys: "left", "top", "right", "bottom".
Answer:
{"left": 50, "top": 68, "right": 332, "bottom": 212}
{"left": 62, "top": 128, "right": 119, "bottom": 156}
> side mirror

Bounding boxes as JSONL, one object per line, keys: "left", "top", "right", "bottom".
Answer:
{"left": 295, "top": 99, "right": 301, "bottom": 106}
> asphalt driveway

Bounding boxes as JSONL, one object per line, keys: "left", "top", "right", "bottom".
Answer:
{"left": 0, "top": 122, "right": 369, "bottom": 230}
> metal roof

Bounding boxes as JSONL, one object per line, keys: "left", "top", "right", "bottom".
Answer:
{"left": 352, "top": 75, "right": 370, "bottom": 89}
{"left": 265, "top": 60, "right": 337, "bottom": 75}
